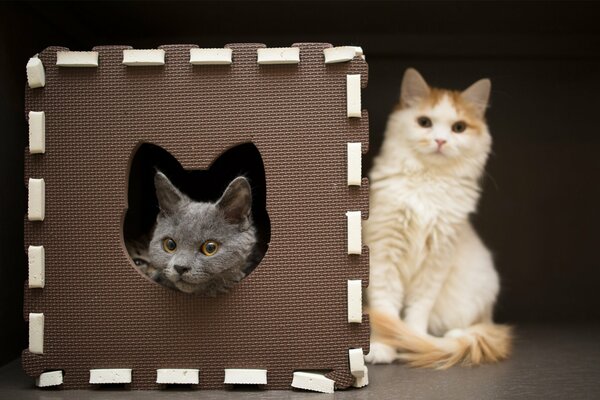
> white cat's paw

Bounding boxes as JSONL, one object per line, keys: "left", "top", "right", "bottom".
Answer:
{"left": 365, "top": 342, "right": 397, "bottom": 364}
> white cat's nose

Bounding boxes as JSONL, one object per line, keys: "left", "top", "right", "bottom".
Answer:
{"left": 174, "top": 265, "right": 191, "bottom": 275}
{"left": 435, "top": 139, "right": 447, "bottom": 148}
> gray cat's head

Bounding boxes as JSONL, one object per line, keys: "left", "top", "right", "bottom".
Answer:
{"left": 148, "top": 171, "right": 256, "bottom": 294}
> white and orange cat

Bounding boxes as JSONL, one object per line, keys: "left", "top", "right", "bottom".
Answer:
{"left": 365, "top": 68, "right": 511, "bottom": 368}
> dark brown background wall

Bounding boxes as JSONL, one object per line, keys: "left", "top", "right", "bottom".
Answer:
{"left": 1, "top": 1, "right": 599, "bottom": 366}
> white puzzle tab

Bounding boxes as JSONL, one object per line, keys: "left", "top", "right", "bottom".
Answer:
{"left": 26, "top": 57, "right": 45, "bottom": 88}
{"left": 28, "top": 178, "right": 45, "bottom": 221}
{"left": 224, "top": 369, "right": 267, "bottom": 385}
{"left": 28, "top": 245, "right": 45, "bottom": 288}
{"left": 347, "top": 280, "right": 362, "bottom": 323}
{"left": 29, "top": 313, "right": 44, "bottom": 354}
{"left": 352, "top": 366, "right": 369, "bottom": 388}
{"left": 36, "top": 370, "right": 63, "bottom": 387}
{"left": 28, "top": 111, "right": 45, "bottom": 154}
{"left": 257, "top": 48, "right": 300, "bottom": 64}
{"left": 89, "top": 369, "right": 132, "bottom": 384}
{"left": 346, "top": 74, "right": 362, "bottom": 118}
{"left": 346, "top": 211, "right": 362, "bottom": 255}
{"left": 56, "top": 51, "right": 99, "bottom": 67}
{"left": 350, "top": 46, "right": 364, "bottom": 56}
{"left": 347, "top": 143, "right": 362, "bottom": 186}
{"left": 156, "top": 369, "right": 199, "bottom": 384}
{"left": 190, "top": 48, "right": 232, "bottom": 65}
{"left": 349, "top": 348, "right": 366, "bottom": 377}
{"left": 122, "top": 49, "right": 165, "bottom": 66}
{"left": 323, "top": 46, "right": 356, "bottom": 64}
{"left": 291, "top": 371, "right": 335, "bottom": 394}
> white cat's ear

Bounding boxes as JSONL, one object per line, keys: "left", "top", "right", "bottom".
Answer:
{"left": 217, "top": 177, "right": 252, "bottom": 228}
{"left": 462, "top": 78, "right": 491, "bottom": 117}
{"left": 400, "top": 68, "right": 431, "bottom": 107}
{"left": 154, "top": 171, "right": 188, "bottom": 214}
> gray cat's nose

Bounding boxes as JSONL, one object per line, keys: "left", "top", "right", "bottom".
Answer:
{"left": 174, "top": 265, "right": 191, "bottom": 275}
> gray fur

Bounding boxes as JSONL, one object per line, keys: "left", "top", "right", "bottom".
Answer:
{"left": 128, "top": 171, "right": 258, "bottom": 296}
{"left": 125, "top": 237, "right": 174, "bottom": 288}
{"left": 125, "top": 238, "right": 159, "bottom": 280}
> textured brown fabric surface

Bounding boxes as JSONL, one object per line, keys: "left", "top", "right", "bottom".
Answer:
{"left": 22, "top": 43, "right": 369, "bottom": 390}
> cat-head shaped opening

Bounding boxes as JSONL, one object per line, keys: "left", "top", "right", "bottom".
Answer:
{"left": 123, "top": 142, "right": 270, "bottom": 296}
{"left": 384, "top": 68, "right": 492, "bottom": 177}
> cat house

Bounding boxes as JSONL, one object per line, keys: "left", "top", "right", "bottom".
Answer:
{"left": 22, "top": 43, "right": 369, "bottom": 392}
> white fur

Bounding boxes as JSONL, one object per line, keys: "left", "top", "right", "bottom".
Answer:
{"left": 365, "top": 93, "right": 498, "bottom": 363}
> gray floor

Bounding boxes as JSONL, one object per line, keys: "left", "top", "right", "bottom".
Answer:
{"left": 1, "top": 324, "right": 599, "bottom": 400}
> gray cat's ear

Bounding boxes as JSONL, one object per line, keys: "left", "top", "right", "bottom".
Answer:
{"left": 400, "top": 68, "right": 431, "bottom": 107}
{"left": 154, "top": 171, "right": 188, "bottom": 214}
{"left": 462, "top": 78, "right": 491, "bottom": 117}
{"left": 217, "top": 177, "right": 252, "bottom": 228}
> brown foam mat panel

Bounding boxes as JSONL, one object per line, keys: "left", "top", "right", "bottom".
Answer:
{"left": 23, "top": 43, "right": 369, "bottom": 390}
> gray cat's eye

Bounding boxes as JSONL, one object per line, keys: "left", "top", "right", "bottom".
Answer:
{"left": 417, "top": 116, "right": 432, "bottom": 128}
{"left": 162, "top": 237, "right": 177, "bottom": 253}
{"left": 201, "top": 240, "right": 219, "bottom": 256}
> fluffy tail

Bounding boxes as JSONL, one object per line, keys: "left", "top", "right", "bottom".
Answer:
{"left": 370, "top": 310, "right": 512, "bottom": 369}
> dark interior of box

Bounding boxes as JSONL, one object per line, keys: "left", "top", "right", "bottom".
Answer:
{"left": 1, "top": 1, "right": 599, "bottom": 397}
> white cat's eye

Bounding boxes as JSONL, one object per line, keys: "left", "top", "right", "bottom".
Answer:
{"left": 162, "top": 237, "right": 177, "bottom": 253}
{"left": 452, "top": 121, "right": 467, "bottom": 133}
{"left": 200, "top": 240, "right": 219, "bottom": 256}
{"left": 417, "top": 116, "right": 432, "bottom": 128}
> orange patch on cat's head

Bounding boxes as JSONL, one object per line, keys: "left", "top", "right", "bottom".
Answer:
{"left": 396, "top": 87, "right": 487, "bottom": 133}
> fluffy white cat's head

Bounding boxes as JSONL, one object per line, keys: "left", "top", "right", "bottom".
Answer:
{"left": 381, "top": 68, "right": 492, "bottom": 178}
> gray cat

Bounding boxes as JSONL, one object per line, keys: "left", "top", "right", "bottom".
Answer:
{"left": 125, "top": 236, "right": 160, "bottom": 281}
{"left": 128, "top": 171, "right": 258, "bottom": 296}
